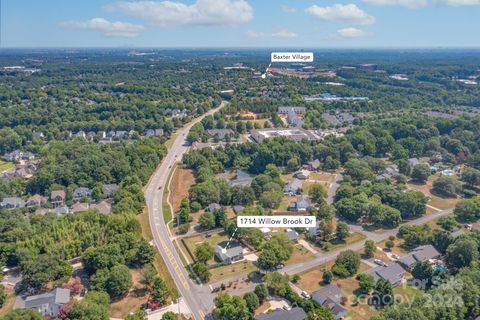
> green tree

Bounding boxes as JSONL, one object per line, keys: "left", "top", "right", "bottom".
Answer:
{"left": 212, "top": 294, "right": 251, "bottom": 320}
{"left": 336, "top": 222, "right": 349, "bottom": 241}
{"left": 192, "top": 262, "right": 211, "bottom": 282}
{"left": 411, "top": 164, "right": 431, "bottom": 183}
{"left": 372, "top": 279, "right": 394, "bottom": 307}
{"left": 152, "top": 277, "right": 170, "bottom": 305}
{"left": 364, "top": 240, "right": 376, "bottom": 258}
{"left": 356, "top": 273, "right": 375, "bottom": 294}
{"left": 105, "top": 264, "right": 132, "bottom": 298}
{"left": 309, "top": 183, "right": 327, "bottom": 204}
{"left": 1, "top": 309, "right": 44, "bottom": 320}
{"left": 199, "top": 212, "right": 216, "bottom": 230}
{"left": 0, "top": 284, "right": 6, "bottom": 309}
{"left": 67, "top": 291, "right": 110, "bottom": 320}
{"left": 259, "top": 190, "right": 283, "bottom": 209}
{"left": 195, "top": 242, "right": 214, "bottom": 264}
{"left": 461, "top": 168, "right": 480, "bottom": 187}
{"left": 243, "top": 292, "right": 260, "bottom": 312}
{"left": 134, "top": 240, "right": 155, "bottom": 266}
{"left": 454, "top": 198, "right": 480, "bottom": 222}
{"left": 446, "top": 238, "right": 479, "bottom": 269}
{"left": 125, "top": 309, "right": 147, "bottom": 320}
{"left": 332, "top": 250, "right": 361, "bottom": 277}
{"left": 254, "top": 284, "right": 268, "bottom": 303}
{"left": 323, "top": 270, "right": 333, "bottom": 284}
{"left": 411, "top": 261, "right": 434, "bottom": 290}
{"left": 432, "top": 176, "right": 462, "bottom": 198}
{"left": 161, "top": 311, "right": 177, "bottom": 320}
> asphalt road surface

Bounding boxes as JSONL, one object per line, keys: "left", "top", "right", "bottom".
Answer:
{"left": 145, "top": 102, "right": 226, "bottom": 320}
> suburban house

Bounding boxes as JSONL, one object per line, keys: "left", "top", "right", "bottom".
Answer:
{"left": 284, "top": 178, "right": 302, "bottom": 196}
{"left": 398, "top": 245, "right": 441, "bottom": 270}
{"left": 287, "top": 110, "right": 304, "bottom": 127}
{"left": 72, "top": 202, "right": 89, "bottom": 214}
{"left": 206, "top": 129, "right": 235, "bottom": 140}
{"left": 0, "top": 197, "right": 26, "bottom": 209}
{"left": 2, "top": 150, "right": 35, "bottom": 162}
{"left": 55, "top": 206, "right": 70, "bottom": 216}
{"left": 366, "top": 263, "right": 405, "bottom": 287}
{"left": 294, "top": 170, "right": 311, "bottom": 180}
{"left": 230, "top": 170, "right": 253, "bottom": 187}
{"left": 102, "top": 183, "right": 119, "bottom": 198}
{"left": 278, "top": 106, "right": 306, "bottom": 115}
{"left": 91, "top": 201, "right": 112, "bottom": 215}
{"left": 207, "top": 203, "right": 221, "bottom": 213}
{"left": 255, "top": 307, "right": 307, "bottom": 320}
{"left": 285, "top": 229, "right": 299, "bottom": 242}
{"left": 26, "top": 194, "right": 48, "bottom": 207}
{"left": 303, "top": 159, "right": 321, "bottom": 171}
{"left": 232, "top": 205, "right": 245, "bottom": 215}
{"left": 408, "top": 158, "right": 420, "bottom": 167}
{"left": 215, "top": 242, "right": 244, "bottom": 264}
{"left": 15, "top": 288, "right": 70, "bottom": 317}
{"left": 50, "top": 190, "right": 66, "bottom": 207}
{"left": 289, "top": 195, "right": 311, "bottom": 212}
{"left": 376, "top": 164, "right": 400, "bottom": 180}
{"left": 73, "top": 187, "right": 92, "bottom": 201}
{"left": 312, "top": 285, "right": 348, "bottom": 320}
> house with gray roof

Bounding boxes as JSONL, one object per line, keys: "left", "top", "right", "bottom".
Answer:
{"left": 278, "top": 106, "right": 306, "bottom": 115}
{"left": 312, "top": 285, "right": 348, "bottom": 320}
{"left": 232, "top": 205, "right": 245, "bottom": 215}
{"left": 15, "top": 288, "right": 70, "bottom": 317}
{"left": 0, "top": 197, "right": 26, "bottom": 209}
{"left": 398, "top": 245, "right": 440, "bottom": 270}
{"left": 230, "top": 170, "right": 253, "bottom": 187}
{"left": 207, "top": 203, "right": 221, "bottom": 213}
{"left": 206, "top": 129, "right": 235, "bottom": 140}
{"left": 215, "top": 242, "right": 244, "bottom": 264}
{"left": 285, "top": 229, "right": 299, "bottom": 242}
{"left": 289, "top": 195, "right": 311, "bottom": 212}
{"left": 73, "top": 187, "right": 92, "bottom": 201}
{"left": 255, "top": 307, "right": 307, "bottom": 320}
{"left": 102, "top": 183, "right": 119, "bottom": 197}
{"left": 284, "top": 178, "right": 302, "bottom": 196}
{"left": 294, "top": 170, "right": 311, "bottom": 180}
{"left": 304, "top": 159, "right": 321, "bottom": 171}
{"left": 366, "top": 263, "right": 405, "bottom": 287}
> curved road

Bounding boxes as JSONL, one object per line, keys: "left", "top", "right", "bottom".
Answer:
{"left": 145, "top": 102, "right": 226, "bottom": 320}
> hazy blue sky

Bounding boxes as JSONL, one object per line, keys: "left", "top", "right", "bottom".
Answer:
{"left": 2, "top": 0, "right": 480, "bottom": 48}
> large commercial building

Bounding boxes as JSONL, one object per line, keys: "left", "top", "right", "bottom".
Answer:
{"left": 250, "top": 128, "right": 317, "bottom": 143}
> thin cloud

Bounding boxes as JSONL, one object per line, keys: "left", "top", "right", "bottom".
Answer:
{"left": 336, "top": 27, "right": 368, "bottom": 38}
{"left": 246, "top": 30, "right": 298, "bottom": 39}
{"left": 60, "top": 18, "right": 144, "bottom": 37}
{"left": 280, "top": 5, "right": 297, "bottom": 13}
{"left": 363, "top": 0, "right": 428, "bottom": 8}
{"left": 106, "top": 0, "right": 253, "bottom": 27}
{"left": 306, "top": 4, "right": 375, "bottom": 25}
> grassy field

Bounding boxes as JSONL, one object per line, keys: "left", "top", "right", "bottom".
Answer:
{"left": 0, "top": 160, "right": 14, "bottom": 172}
{"left": 181, "top": 232, "right": 230, "bottom": 262}
{"left": 313, "top": 232, "right": 366, "bottom": 254}
{"left": 169, "top": 168, "right": 195, "bottom": 212}
{"left": 209, "top": 260, "right": 257, "bottom": 283}
{"left": 285, "top": 244, "right": 316, "bottom": 265}
{"left": 109, "top": 269, "right": 149, "bottom": 318}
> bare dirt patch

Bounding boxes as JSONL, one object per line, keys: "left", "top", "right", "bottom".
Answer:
{"left": 169, "top": 168, "right": 196, "bottom": 212}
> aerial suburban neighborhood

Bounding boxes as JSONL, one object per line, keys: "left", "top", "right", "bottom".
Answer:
{"left": 2, "top": 2, "right": 480, "bottom": 320}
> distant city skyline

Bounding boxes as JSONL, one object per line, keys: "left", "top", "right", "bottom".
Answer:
{"left": 2, "top": 0, "right": 480, "bottom": 48}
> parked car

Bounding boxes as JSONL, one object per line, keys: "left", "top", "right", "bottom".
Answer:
{"left": 301, "top": 291, "right": 311, "bottom": 299}
{"left": 374, "top": 259, "right": 387, "bottom": 266}
{"left": 275, "top": 263, "right": 285, "bottom": 270}
{"left": 283, "top": 304, "right": 292, "bottom": 311}
{"left": 392, "top": 254, "right": 401, "bottom": 260}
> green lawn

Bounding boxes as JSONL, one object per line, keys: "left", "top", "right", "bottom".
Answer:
{"left": 181, "top": 231, "right": 230, "bottom": 262}
{"left": 0, "top": 161, "right": 14, "bottom": 172}
{"left": 317, "top": 232, "right": 366, "bottom": 253}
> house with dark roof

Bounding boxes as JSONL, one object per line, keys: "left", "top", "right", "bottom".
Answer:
{"left": 285, "top": 229, "right": 299, "bottom": 242}
{"left": 102, "top": 183, "right": 119, "bottom": 197}
{"left": 255, "top": 307, "right": 307, "bottom": 320}
{"left": 294, "top": 170, "right": 311, "bottom": 180}
{"left": 312, "top": 285, "right": 348, "bottom": 320}
{"left": 207, "top": 203, "right": 221, "bottom": 213}
{"left": 73, "top": 187, "right": 92, "bottom": 201}
{"left": 15, "top": 288, "right": 70, "bottom": 317}
{"left": 232, "top": 205, "right": 245, "bottom": 215}
{"left": 376, "top": 164, "right": 400, "bottom": 180}
{"left": 206, "top": 129, "right": 235, "bottom": 140}
{"left": 366, "top": 263, "right": 405, "bottom": 287}
{"left": 230, "top": 170, "right": 253, "bottom": 187}
{"left": 284, "top": 178, "right": 302, "bottom": 196}
{"left": 215, "top": 242, "right": 244, "bottom": 264}
{"left": 0, "top": 197, "right": 26, "bottom": 209}
{"left": 398, "top": 245, "right": 441, "bottom": 270}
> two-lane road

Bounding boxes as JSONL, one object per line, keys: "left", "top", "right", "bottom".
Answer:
{"left": 145, "top": 102, "right": 226, "bottom": 320}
